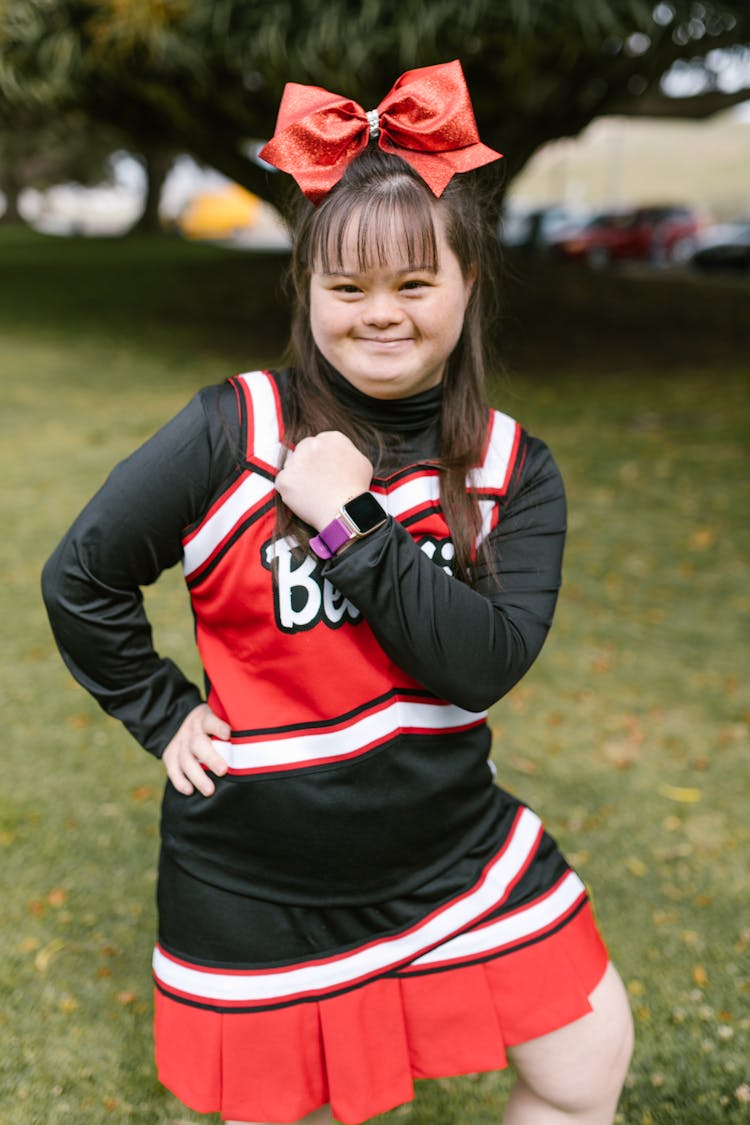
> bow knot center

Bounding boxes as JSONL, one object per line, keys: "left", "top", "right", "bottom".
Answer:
{"left": 366, "top": 109, "right": 380, "bottom": 140}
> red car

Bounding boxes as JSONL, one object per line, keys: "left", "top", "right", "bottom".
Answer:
{"left": 552, "top": 206, "right": 705, "bottom": 267}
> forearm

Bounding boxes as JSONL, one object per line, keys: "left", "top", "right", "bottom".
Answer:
{"left": 41, "top": 385, "right": 235, "bottom": 756}
{"left": 42, "top": 543, "right": 203, "bottom": 756}
{"left": 323, "top": 435, "right": 566, "bottom": 711}
{"left": 323, "top": 521, "right": 538, "bottom": 711}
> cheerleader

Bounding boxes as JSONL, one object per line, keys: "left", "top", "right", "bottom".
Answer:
{"left": 43, "top": 60, "right": 632, "bottom": 1125}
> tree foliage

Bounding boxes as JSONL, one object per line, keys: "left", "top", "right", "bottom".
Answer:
{"left": 1, "top": 0, "right": 748, "bottom": 209}
{"left": 0, "top": 96, "right": 124, "bottom": 223}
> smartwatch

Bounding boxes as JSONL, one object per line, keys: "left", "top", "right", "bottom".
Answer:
{"left": 310, "top": 493, "right": 387, "bottom": 560}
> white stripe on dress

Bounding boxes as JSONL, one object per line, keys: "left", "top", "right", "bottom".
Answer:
{"left": 407, "top": 870, "right": 587, "bottom": 969}
{"left": 152, "top": 806, "right": 543, "bottom": 1005}
{"left": 183, "top": 472, "right": 274, "bottom": 578}
{"left": 214, "top": 697, "right": 486, "bottom": 774}
{"left": 375, "top": 473, "right": 441, "bottom": 521}
{"left": 237, "top": 370, "right": 284, "bottom": 471}
{"left": 469, "top": 411, "right": 519, "bottom": 493}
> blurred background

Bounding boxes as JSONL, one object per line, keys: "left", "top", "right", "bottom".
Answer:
{"left": 2, "top": 0, "right": 749, "bottom": 370}
{"left": 1, "top": 4, "right": 749, "bottom": 1124}
{"left": 1, "top": 1, "right": 749, "bottom": 260}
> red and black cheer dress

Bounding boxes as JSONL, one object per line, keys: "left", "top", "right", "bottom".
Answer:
{"left": 42, "top": 367, "right": 608, "bottom": 1124}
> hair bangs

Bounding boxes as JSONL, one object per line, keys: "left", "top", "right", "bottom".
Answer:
{"left": 310, "top": 177, "right": 439, "bottom": 276}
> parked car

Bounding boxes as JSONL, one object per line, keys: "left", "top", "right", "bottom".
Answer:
{"left": 690, "top": 221, "right": 750, "bottom": 273}
{"left": 499, "top": 203, "right": 588, "bottom": 252}
{"left": 551, "top": 206, "right": 706, "bottom": 267}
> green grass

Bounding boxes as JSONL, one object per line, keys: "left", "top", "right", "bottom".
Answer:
{"left": 1, "top": 229, "right": 748, "bottom": 1124}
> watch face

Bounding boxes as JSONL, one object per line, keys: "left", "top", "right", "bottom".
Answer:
{"left": 344, "top": 492, "right": 386, "bottom": 533}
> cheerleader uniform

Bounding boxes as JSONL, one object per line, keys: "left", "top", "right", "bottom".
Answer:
{"left": 42, "top": 367, "right": 608, "bottom": 1124}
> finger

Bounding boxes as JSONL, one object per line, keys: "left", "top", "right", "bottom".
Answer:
{"left": 164, "top": 755, "right": 195, "bottom": 797}
{"left": 198, "top": 713, "right": 231, "bottom": 777}
{"left": 194, "top": 738, "right": 229, "bottom": 780}
{"left": 201, "top": 710, "right": 232, "bottom": 742}
{"left": 181, "top": 750, "right": 218, "bottom": 798}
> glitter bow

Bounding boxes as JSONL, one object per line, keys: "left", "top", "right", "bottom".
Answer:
{"left": 258, "top": 60, "right": 502, "bottom": 204}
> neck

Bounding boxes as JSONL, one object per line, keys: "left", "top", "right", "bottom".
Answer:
{"left": 323, "top": 362, "right": 443, "bottom": 434}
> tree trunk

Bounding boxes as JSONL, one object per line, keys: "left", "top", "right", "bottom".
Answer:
{"left": 131, "top": 146, "right": 173, "bottom": 233}
{"left": 0, "top": 173, "right": 24, "bottom": 225}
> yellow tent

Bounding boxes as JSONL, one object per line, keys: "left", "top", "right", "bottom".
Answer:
{"left": 178, "top": 183, "right": 261, "bottom": 240}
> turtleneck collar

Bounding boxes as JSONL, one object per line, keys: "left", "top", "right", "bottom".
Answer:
{"left": 324, "top": 363, "right": 443, "bottom": 433}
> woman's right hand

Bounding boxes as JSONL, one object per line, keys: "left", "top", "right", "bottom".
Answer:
{"left": 162, "top": 703, "right": 231, "bottom": 797}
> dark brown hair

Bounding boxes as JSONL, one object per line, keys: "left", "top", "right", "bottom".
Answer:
{"left": 277, "top": 144, "right": 503, "bottom": 584}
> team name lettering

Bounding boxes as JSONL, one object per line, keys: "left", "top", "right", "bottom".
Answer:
{"left": 262, "top": 534, "right": 455, "bottom": 634}
{"left": 417, "top": 536, "right": 456, "bottom": 576}
{"left": 263, "top": 538, "right": 361, "bottom": 633}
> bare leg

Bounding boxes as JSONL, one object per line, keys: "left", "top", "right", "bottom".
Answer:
{"left": 503, "top": 962, "right": 633, "bottom": 1124}
{"left": 225, "top": 1107, "right": 332, "bottom": 1125}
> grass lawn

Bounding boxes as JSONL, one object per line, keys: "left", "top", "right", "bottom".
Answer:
{"left": 1, "top": 229, "right": 748, "bottom": 1124}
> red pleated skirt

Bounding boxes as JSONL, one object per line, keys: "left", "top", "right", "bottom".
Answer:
{"left": 154, "top": 899, "right": 608, "bottom": 1123}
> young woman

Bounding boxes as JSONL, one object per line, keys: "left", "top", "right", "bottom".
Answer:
{"left": 43, "top": 61, "right": 632, "bottom": 1125}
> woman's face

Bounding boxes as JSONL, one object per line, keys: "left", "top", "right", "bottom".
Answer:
{"left": 309, "top": 207, "right": 473, "bottom": 400}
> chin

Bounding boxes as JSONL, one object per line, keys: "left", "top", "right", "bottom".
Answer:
{"left": 360, "top": 377, "right": 417, "bottom": 400}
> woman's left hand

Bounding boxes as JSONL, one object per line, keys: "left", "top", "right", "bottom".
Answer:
{"left": 275, "top": 431, "right": 374, "bottom": 530}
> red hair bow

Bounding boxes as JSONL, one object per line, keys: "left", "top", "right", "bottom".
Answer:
{"left": 258, "top": 60, "right": 502, "bottom": 204}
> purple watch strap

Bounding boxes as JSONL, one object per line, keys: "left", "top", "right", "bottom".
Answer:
{"left": 310, "top": 516, "right": 353, "bottom": 560}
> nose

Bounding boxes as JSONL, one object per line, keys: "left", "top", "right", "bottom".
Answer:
{"left": 362, "top": 289, "right": 403, "bottom": 328}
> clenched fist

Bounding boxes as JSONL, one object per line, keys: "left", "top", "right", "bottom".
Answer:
{"left": 275, "top": 431, "right": 373, "bottom": 530}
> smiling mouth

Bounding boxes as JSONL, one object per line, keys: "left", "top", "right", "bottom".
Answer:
{"left": 358, "top": 337, "right": 411, "bottom": 346}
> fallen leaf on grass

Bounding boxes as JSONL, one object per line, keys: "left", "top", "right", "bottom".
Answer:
{"left": 507, "top": 755, "right": 538, "bottom": 776}
{"left": 693, "top": 965, "right": 709, "bottom": 988}
{"left": 34, "top": 939, "right": 66, "bottom": 973}
{"left": 567, "top": 849, "right": 590, "bottom": 868}
{"left": 46, "top": 888, "right": 68, "bottom": 908}
{"left": 116, "top": 990, "right": 137, "bottom": 1005}
{"left": 625, "top": 856, "right": 648, "bottom": 877}
{"left": 681, "top": 931, "right": 701, "bottom": 947}
{"left": 652, "top": 909, "right": 678, "bottom": 927}
{"left": 658, "top": 784, "right": 702, "bottom": 803}
{"left": 690, "top": 527, "right": 717, "bottom": 550}
{"left": 131, "top": 785, "right": 156, "bottom": 802}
